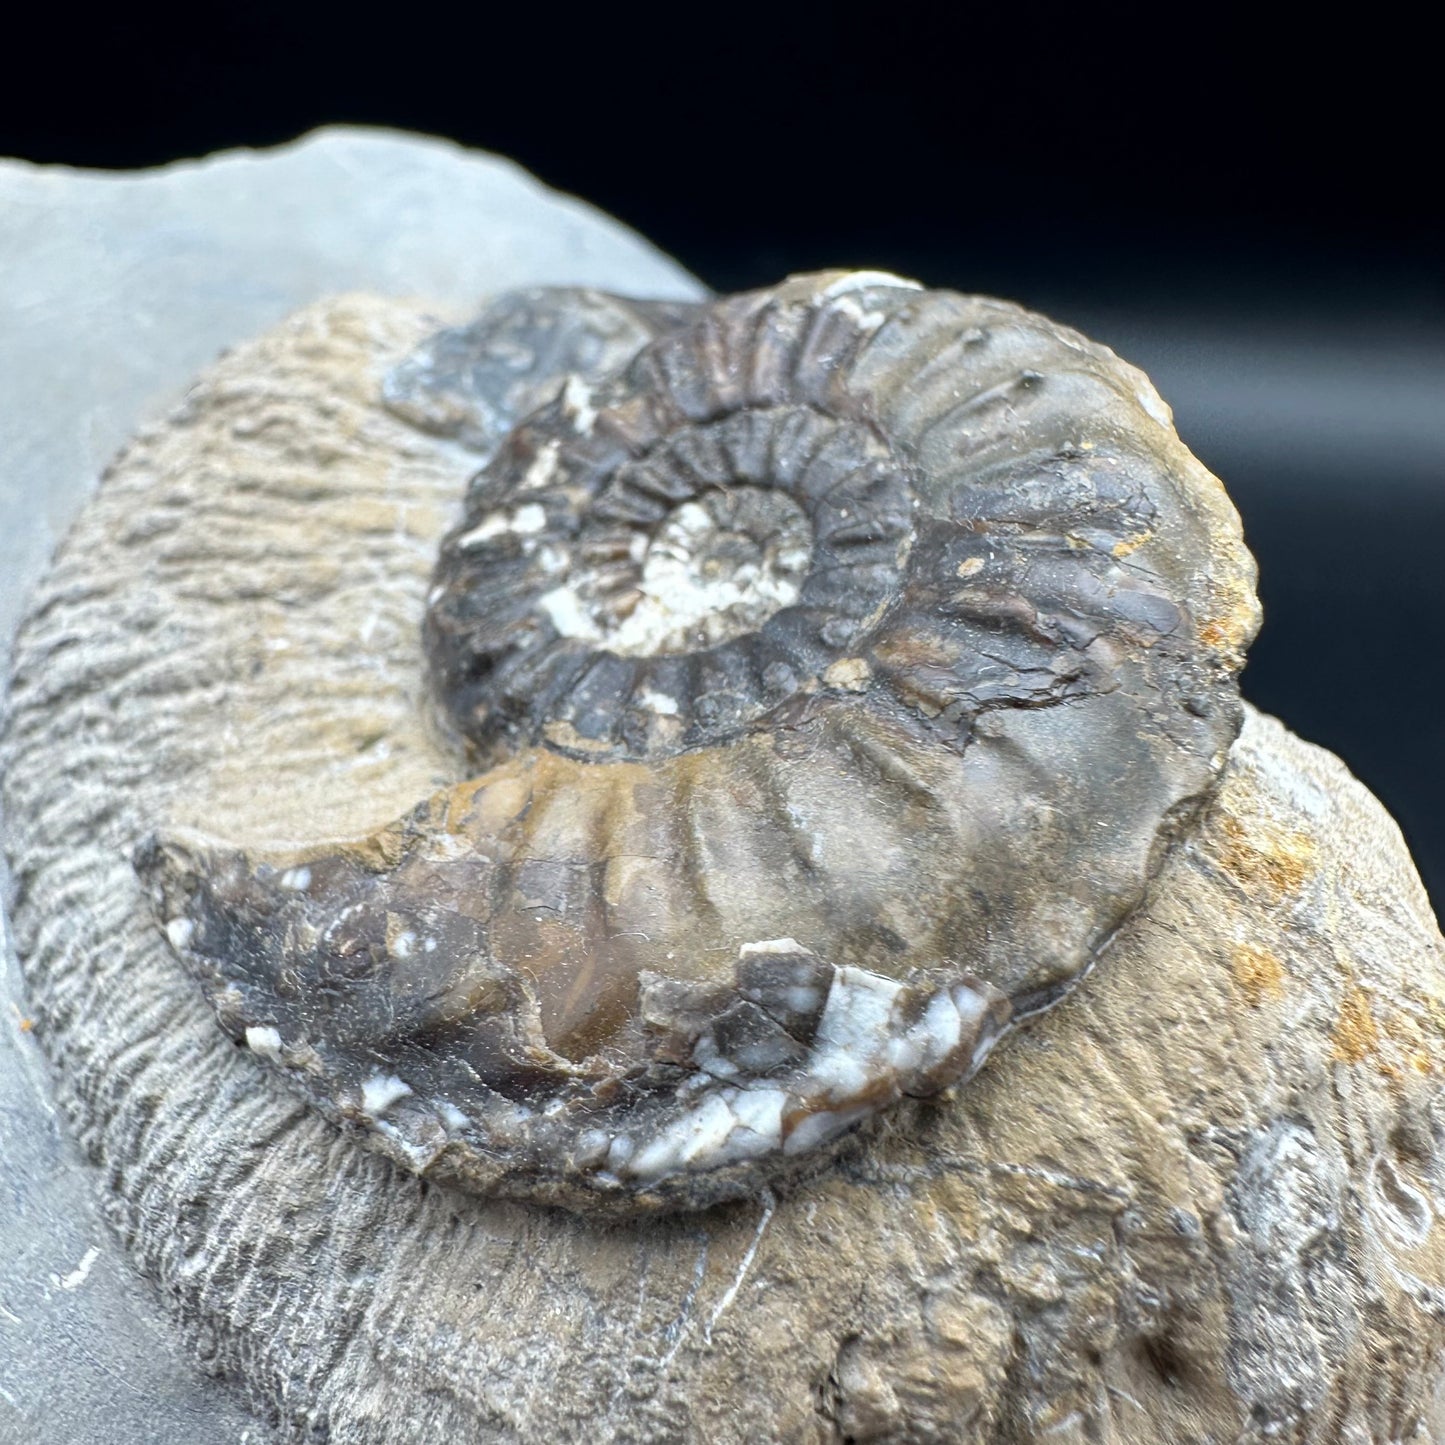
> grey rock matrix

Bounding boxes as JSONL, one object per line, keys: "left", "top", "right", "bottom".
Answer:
{"left": 0, "top": 128, "right": 698, "bottom": 1445}
{"left": 4, "top": 134, "right": 1445, "bottom": 1444}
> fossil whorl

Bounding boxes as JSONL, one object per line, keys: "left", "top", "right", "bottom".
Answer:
{"left": 138, "top": 271, "right": 1259, "bottom": 1213}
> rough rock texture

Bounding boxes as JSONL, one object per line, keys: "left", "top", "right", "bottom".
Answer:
{"left": 4, "top": 295, "right": 1445, "bottom": 1443}
{"left": 0, "top": 129, "right": 700, "bottom": 1445}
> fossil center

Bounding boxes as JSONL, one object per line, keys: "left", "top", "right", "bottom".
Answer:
{"left": 558, "top": 485, "right": 814, "bottom": 658}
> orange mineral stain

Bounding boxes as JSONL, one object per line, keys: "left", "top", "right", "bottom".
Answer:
{"left": 1231, "top": 944, "right": 1286, "bottom": 1006}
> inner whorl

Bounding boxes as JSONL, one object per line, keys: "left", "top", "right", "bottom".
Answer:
{"left": 425, "top": 398, "right": 916, "bottom": 763}
{"left": 544, "top": 485, "right": 814, "bottom": 658}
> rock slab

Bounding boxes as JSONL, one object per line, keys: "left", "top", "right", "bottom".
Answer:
{"left": 0, "top": 128, "right": 699, "bottom": 1445}
{"left": 3, "top": 290, "right": 1445, "bottom": 1443}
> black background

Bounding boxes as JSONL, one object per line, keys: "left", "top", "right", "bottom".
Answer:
{"left": 3, "top": 4, "right": 1441, "bottom": 911}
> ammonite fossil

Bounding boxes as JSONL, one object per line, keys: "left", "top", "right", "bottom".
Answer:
{"left": 138, "top": 270, "right": 1258, "bottom": 1213}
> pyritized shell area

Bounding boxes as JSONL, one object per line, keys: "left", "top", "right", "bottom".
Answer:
{"left": 138, "top": 272, "right": 1259, "bottom": 1212}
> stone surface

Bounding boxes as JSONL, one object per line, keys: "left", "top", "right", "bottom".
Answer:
{"left": 4, "top": 292, "right": 1445, "bottom": 1442}
{"left": 0, "top": 129, "right": 699, "bottom": 1444}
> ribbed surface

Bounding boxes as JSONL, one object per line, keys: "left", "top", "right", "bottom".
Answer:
{"left": 125, "top": 276, "right": 1263, "bottom": 1212}
{"left": 428, "top": 276, "right": 1257, "bottom": 770}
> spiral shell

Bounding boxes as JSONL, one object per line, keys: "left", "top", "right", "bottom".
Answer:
{"left": 138, "top": 271, "right": 1258, "bottom": 1212}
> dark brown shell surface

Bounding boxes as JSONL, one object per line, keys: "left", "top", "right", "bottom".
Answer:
{"left": 138, "top": 272, "right": 1259, "bottom": 1212}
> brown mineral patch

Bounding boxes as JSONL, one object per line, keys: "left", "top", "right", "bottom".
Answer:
{"left": 542, "top": 719, "right": 622, "bottom": 755}
{"left": 1231, "top": 944, "right": 1286, "bottom": 1006}
{"left": 1214, "top": 811, "right": 1317, "bottom": 901}
{"left": 1378, "top": 998, "right": 1445, "bottom": 1077}
{"left": 1333, "top": 985, "right": 1381, "bottom": 1065}
{"left": 1329, "top": 982, "right": 1445, "bottom": 1079}
{"left": 1111, "top": 531, "right": 1153, "bottom": 559}
{"left": 1197, "top": 551, "right": 1263, "bottom": 662}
